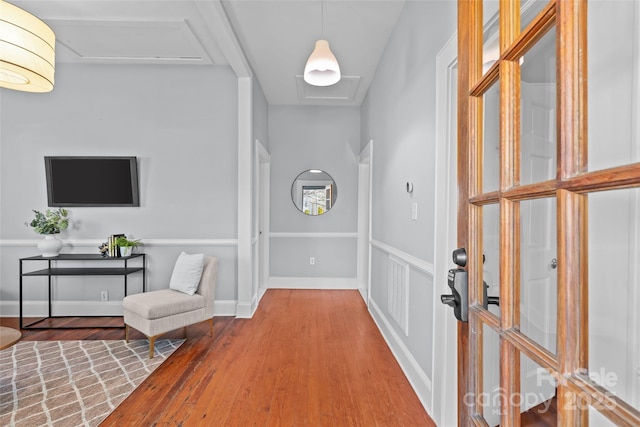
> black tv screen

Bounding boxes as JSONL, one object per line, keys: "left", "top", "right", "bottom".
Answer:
{"left": 45, "top": 156, "right": 139, "bottom": 207}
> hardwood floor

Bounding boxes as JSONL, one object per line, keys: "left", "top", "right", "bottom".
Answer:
{"left": 2, "top": 290, "right": 436, "bottom": 426}
{"left": 520, "top": 397, "right": 557, "bottom": 427}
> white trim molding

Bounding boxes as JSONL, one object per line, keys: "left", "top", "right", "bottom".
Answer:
{"left": 235, "top": 294, "right": 258, "bottom": 319}
{"left": 431, "top": 30, "right": 459, "bottom": 427}
{"left": 138, "top": 239, "right": 238, "bottom": 246}
{"left": 236, "top": 76, "right": 254, "bottom": 319}
{"left": 213, "top": 300, "right": 238, "bottom": 317}
{"left": 269, "top": 277, "right": 358, "bottom": 290}
{"left": 357, "top": 139, "right": 373, "bottom": 307}
{"left": 370, "top": 239, "right": 434, "bottom": 276}
{"left": 0, "top": 238, "right": 239, "bottom": 247}
{"left": 270, "top": 232, "right": 357, "bottom": 238}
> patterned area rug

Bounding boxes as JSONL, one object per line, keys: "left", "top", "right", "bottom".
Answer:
{"left": 0, "top": 339, "right": 184, "bottom": 426}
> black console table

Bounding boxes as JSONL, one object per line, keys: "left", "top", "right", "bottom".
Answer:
{"left": 19, "top": 253, "right": 146, "bottom": 329}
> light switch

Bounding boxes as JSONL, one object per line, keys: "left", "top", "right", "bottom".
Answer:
{"left": 412, "top": 203, "right": 418, "bottom": 221}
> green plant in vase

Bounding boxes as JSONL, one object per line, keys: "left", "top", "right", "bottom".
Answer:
{"left": 114, "top": 236, "right": 140, "bottom": 257}
{"left": 26, "top": 208, "right": 69, "bottom": 257}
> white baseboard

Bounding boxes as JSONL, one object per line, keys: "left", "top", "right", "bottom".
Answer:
{"left": 0, "top": 239, "right": 238, "bottom": 247}
{"left": 368, "top": 298, "right": 433, "bottom": 414}
{"left": 213, "top": 300, "right": 238, "bottom": 316}
{"left": 268, "top": 277, "right": 358, "bottom": 289}
{"left": 1, "top": 299, "right": 239, "bottom": 317}
{"left": 358, "top": 287, "right": 367, "bottom": 303}
{"left": 235, "top": 294, "right": 258, "bottom": 318}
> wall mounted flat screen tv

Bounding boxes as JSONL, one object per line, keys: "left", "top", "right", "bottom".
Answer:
{"left": 45, "top": 156, "right": 140, "bottom": 207}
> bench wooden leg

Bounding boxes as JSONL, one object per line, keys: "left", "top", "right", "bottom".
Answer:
{"left": 125, "top": 324, "right": 130, "bottom": 343}
{"left": 149, "top": 335, "right": 156, "bottom": 359}
{"left": 209, "top": 318, "right": 214, "bottom": 337}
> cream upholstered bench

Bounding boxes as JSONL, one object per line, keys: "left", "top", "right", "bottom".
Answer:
{"left": 123, "top": 254, "right": 218, "bottom": 358}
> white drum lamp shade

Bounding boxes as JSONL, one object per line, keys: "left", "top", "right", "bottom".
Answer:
{"left": 303, "top": 39, "right": 340, "bottom": 87}
{"left": 0, "top": 0, "right": 55, "bottom": 92}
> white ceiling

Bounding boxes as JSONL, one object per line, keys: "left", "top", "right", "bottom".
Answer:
{"left": 10, "top": 0, "right": 406, "bottom": 106}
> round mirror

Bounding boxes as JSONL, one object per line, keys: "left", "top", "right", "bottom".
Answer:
{"left": 291, "top": 170, "right": 337, "bottom": 216}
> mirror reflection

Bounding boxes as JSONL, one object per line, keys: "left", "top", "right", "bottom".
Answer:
{"left": 291, "top": 170, "right": 337, "bottom": 216}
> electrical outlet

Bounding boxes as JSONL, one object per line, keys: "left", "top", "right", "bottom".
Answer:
{"left": 101, "top": 291, "right": 109, "bottom": 301}
{"left": 309, "top": 257, "right": 315, "bottom": 265}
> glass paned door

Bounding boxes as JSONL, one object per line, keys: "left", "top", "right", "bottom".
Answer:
{"left": 457, "top": 0, "right": 640, "bottom": 425}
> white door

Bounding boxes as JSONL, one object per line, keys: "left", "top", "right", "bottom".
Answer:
{"left": 357, "top": 142, "right": 372, "bottom": 304}
{"left": 256, "top": 141, "right": 270, "bottom": 294}
{"left": 519, "top": 81, "right": 558, "bottom": 411}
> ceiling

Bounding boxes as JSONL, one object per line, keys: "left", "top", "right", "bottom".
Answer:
{"left": 10, "top": 0, "right": 406, "bottom": 106}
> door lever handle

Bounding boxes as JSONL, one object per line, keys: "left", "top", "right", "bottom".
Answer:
{"left": 442, "top": 265, "right": 468, "bottom": 321}
{"left": 483, "top": 281, "right": 500, "bottom": 308}
{"left": 441, "top": 294, "right": 456, "bottom": 307}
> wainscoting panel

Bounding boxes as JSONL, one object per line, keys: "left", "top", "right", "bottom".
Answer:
{"left": 369, "top": 298, "right": 433, "bottom": 413}
{"left": 388, "top": 254, "right": 409, "bottom": 336}
{"left": 368, "top": 241, "right": 436, "bottom": 415}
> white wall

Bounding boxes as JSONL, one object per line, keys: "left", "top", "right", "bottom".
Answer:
{"left": 0, "top": 63, "right": 240, "bottom": 311}
{"left": 361, "top": 0, "right": 457, "bottom": 421}
{"left": 268, "top": 106, "right": 359, "bottom": 283}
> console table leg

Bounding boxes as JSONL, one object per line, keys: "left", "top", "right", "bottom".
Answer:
{"left": 142, "top": 254, "right": 146, "bottom": 292}
{"left": 48, "top": 259, "right": 52, "bottom": 318}
{"left": 124, "top": 257, "right": 128, "bottom": 297}
{"left": 19, "top": 260, "right": 23, "bottom": 329}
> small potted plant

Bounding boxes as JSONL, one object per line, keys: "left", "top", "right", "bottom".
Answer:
{"left": 27, "top": 208, "right": 69, "bottom": 257}
{"left": 114, "top": 236, "right": 140, "bottom": 257}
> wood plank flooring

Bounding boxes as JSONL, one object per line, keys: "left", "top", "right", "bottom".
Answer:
{"left": 2, "top": 289, "right": 436, "bottom": 426}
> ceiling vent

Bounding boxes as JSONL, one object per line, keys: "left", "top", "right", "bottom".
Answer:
{"left": 296, "top": 75, "right": 360, "bottom": 102}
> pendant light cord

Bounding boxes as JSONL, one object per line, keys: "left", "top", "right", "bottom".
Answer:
{"left": 321, "top": 0, "right": 324, "bottom": 37}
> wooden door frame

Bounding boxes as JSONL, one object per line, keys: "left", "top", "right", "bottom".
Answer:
{"left": 456, "top": 0, "right": 475, "bottom": 422}
{"left": 457, "top": 0, "right": 640, "bottom": 425}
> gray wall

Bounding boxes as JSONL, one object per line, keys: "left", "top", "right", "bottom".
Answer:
{"left": 361, "top": 0, "right": 456, "bottom": 416}
{"left": 0, "top": 62, "right": 240, "bottom": 306}
{"left": 268, "top": 105, "right": 360, "bottom": 278}
{"left": 362, "top": 0, "right": 455, "bottom": 262}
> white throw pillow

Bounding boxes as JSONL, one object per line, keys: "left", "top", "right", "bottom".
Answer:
{"left": 169, "top": 252, "right": 204, "bottom": 295}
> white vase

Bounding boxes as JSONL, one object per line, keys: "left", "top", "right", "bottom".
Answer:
{"left": 38, "top": 234, "right": 63, "bottom": 257}
{"left": 120, "top": 246, "right": 132, "bottom": 257}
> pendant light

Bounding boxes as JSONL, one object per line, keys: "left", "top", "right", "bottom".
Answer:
{"left": 0, "top": 0, "right": 55, "bottom": 93}
{"left": 303, "top": 0, "right": 340, "bottom": 87}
